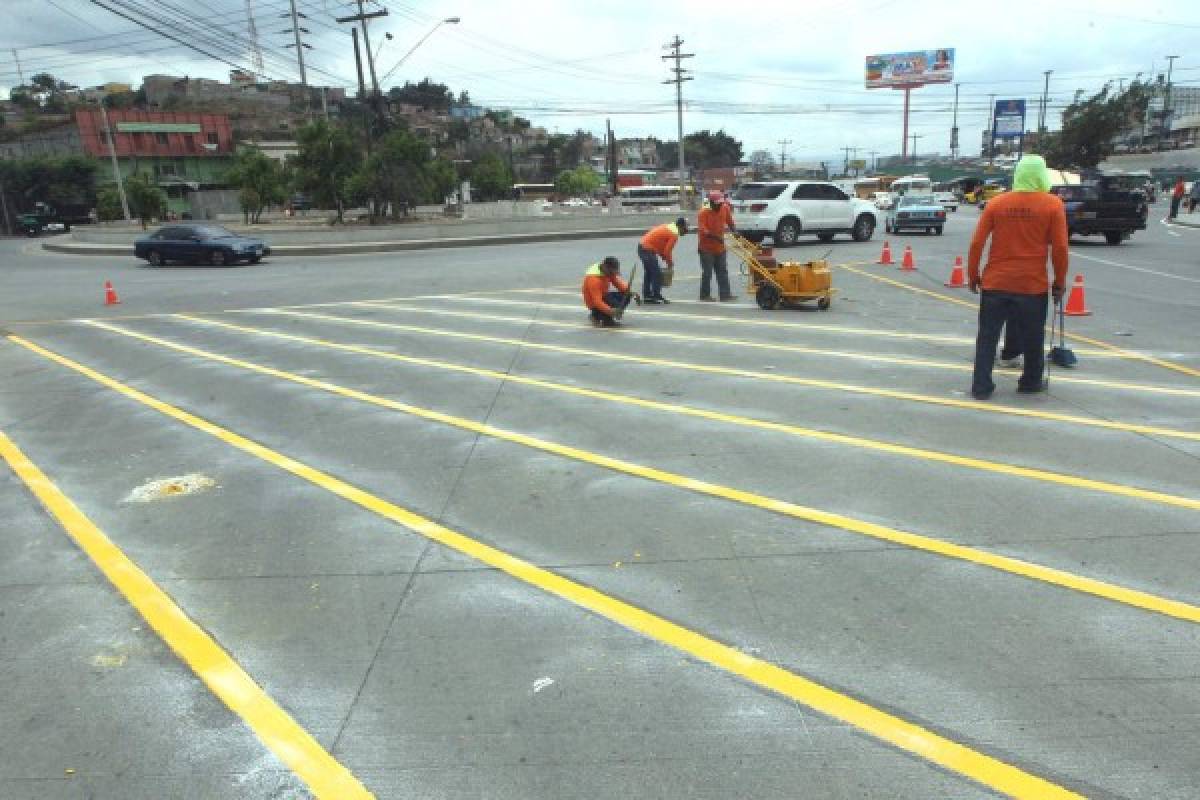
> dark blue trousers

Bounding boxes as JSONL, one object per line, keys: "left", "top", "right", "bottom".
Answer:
{"left": 972, "top": 290, "right": 1049, "bottom": 395}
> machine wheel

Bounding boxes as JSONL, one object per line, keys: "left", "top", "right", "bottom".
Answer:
{"left": 210, "top": 249, "right": 228, "bottom": 266}
{"left": 755, "top": 284, "right": 782, "bottom": 310}
{"left": 1104, "top": 231, "right": 1123, "bottom": 245}
{"left": 851, "top": 214, "right": 875, "bottom": 242}
{"left": 817, "top": 232, "right": 836, "bottom": 243}
{"left": 774, "top": 218, "right": 801, "bottom": 247}
{"left": 147, "top": 250, "right": 164, "bottom": 267}
{"left": 817, "top": 296, "right": 831, "bottom": 311}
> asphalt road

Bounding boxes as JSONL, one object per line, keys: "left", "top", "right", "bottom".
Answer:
{"left": 1, "top": 200, "right": 1198, "bottom": 799}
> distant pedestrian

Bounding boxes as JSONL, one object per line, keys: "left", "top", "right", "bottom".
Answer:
{"left": 637, "top": 217, "right": 687, "bottom": 304}
{"left": 1189, "top": 180, "right": 1200, "bottom": 213}
{"left": 1169, "top": 177, "right": 1186, "bottom": 219}
{"left": 967, "top": 154, "right": 1068, "bottom": 399}
{"left": 697, "top": 192, "right": 737, "bottom": 302}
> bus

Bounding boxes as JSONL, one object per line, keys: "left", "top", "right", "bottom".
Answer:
{"left": 511, "top": 183, "right": 556, "bottom": 200}
{"left": 890, "top": 175, "right": 933, "bottom": 197}
{"left": 618, "top": 185, "right": 694, "bottom": 206}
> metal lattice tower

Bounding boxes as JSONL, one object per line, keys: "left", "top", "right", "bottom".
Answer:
{"left": 245, "top": 0, "right": 265, "bottom": 74}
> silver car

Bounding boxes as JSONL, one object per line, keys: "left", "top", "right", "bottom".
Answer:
{"left": 885, "top": 194, "right": 947, "bottom": 235}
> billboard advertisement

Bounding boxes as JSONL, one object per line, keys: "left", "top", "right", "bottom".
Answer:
{"left": 865, "top": 49, "right": 954, "bottom": 88}
{"left": 992, "top": 99, "right": 1026, "bottom": 139}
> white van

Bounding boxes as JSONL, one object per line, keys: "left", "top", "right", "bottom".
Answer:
{"left": 890, "top": 175, "right": 932, "bottom": 197}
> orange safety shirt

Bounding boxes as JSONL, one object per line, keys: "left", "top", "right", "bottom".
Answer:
{"left": 581, "top": 263, "right": 629, "bottom": 314}
{"left": 639, "top": 223, "right": 680, "bottom": 266}
{"left": 697, "top": 205, "right": 726, "bottom": 254}
{"left": 967, "top": 191, "right": 1068, "bottom": 295}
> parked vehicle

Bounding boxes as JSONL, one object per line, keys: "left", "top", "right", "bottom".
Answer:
{"left": 134, "top": 224, "right": 271, "bottom": 266}
{"left": 885, "top": 193, "right": 947, "bottom": 235}
{"left": 889, "top": 175, "right": 933, "bottom": 197}
{"left": 1050, "top": 177, "right": 1148, "bottom": 245}
{"left": 934, "top": 191, "right": 959, "bottom": 211}
{"left": 872, "top": 191, "right": 895, "bottom": 210}
{"left": 17, "top": 202, "right": 93, "bottom": 236}
{"left": 731, "top": 181, "right": 878, "bottom": 246}
{"left": 966, "top": 182, "right": 1007, "bottom": 205}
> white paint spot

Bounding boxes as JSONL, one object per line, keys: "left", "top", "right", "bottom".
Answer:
{"left": 531, "top": 677, "right": 555, "bottom": 694}
{"left": 124, "top": 473, "right": 216, "bottom": 503}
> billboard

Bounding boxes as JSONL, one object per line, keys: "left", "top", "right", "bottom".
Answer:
{"left": 992, "top": 99, "right": 1026, "bottom": 139}
{"left": 865, "top": 49, "right": 954, "bottom": 88}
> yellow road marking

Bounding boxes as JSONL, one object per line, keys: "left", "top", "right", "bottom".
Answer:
{"left": 454, "top": 293, "right": 1122, "bottom": 358}
{"left": 5, "top": 335, "right": 1085, "bottom": 800}
{"left": 838, "top": 263, "right": 1200, "bottom": 380}
{"left": 59, "top": 324, "right": 1200, "bottom": 625}
{"left": 178, "top": 313, "right": 1200, "bottom": 513}
{"left": 335, "top": 301, "right": 1197, "bottom": 398}
{"left": 0, "top": 429, "right": 372, "bottom": 800}
{"left": 269, "top": 307, "right": 1200, "bottom": 443}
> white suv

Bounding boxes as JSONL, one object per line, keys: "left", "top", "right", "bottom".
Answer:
{"left": 732, "top": 181, "right": 879, "bottom": 246}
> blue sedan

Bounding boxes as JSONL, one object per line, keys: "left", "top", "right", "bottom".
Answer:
{"left": 135, "top": 224, "right": 271, "bottom": 267}
{"left": 885, "top": 194, "right": 947, "bottom": 235}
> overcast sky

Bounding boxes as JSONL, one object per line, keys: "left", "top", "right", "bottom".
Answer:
{"left": 4, "top": 0, "right": 1200, "bottom": 163}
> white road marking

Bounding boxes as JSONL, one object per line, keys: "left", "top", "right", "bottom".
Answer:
{"left": 1072, "top": 251, "right": 1200, "bottom": 285}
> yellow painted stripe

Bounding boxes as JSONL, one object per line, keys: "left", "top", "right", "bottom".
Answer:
{"left": 179, "top": 313, "right": 1200, "bottom": 513}
{"left": 271, "top": 307, "right": 1200, "bottom": 443}
{"left": 0, "top": 428, "right": 373, "bottom": 799}
{"left": 837, "top": 263, "right": 1200, "bottom": 380}
{"left": 6, "top": 334, "right": 1084, "bottom": 800}
{"left": 342, "top": 300, "right": 1197, "bottom": 398}
{"left": 62, "top": 324, "right": 1200, "bottom": 626}
{"left": 446, "top": 293, "right": 1122, "bottom": 358}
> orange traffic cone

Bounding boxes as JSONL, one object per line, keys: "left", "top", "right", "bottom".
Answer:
{"left": 899, "top": 245, "right": 916, "bottom": 271}
{"left": 877, "top": 240, "right": 894, "bottom": 265}
{"left": 1063, "top": 274, "right": 1091, "bottom": 316}
{"left": 104, "top": 280, "right": 120, "bottom": 306}
{"left": 944, "top": 256, "right": 966, "bottom": 287}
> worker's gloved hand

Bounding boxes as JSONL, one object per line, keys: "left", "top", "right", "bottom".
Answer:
{"left": 630, "top": 292, "right": 642, "bottom": 306}
{"left": 1051, "top": 284, "right": 1065, "bottom": 302}
{"left": 968, "top": 277, "right": 981, "bottom": 294}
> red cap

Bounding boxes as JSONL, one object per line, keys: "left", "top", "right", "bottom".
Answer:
{"left": 707, "top": 191, "right": 723, "bottom": 205}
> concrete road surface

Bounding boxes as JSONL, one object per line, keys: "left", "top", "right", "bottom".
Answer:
{"left": 1, "top": 202, "right": 1198, "bottom": 799}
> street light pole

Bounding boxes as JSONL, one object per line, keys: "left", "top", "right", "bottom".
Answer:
{"left": 1038, "top": 70, "right": 1053, "bottom": 149}
{"left": 379, "top": 17, "right": 460, "bottom": 85}
{"left": 1160, "top": 55, "right": 1179, "bottom": 151}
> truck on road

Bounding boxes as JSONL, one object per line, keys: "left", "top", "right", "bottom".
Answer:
{"left": 1051, "top": 175, "right": 1148, "bottom": 245}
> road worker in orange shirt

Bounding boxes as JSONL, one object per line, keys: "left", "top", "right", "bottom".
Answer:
{"left": 637, "top": 217, "right": 688, "bottom": 304}
{"left": 582, "top": 256, "right": 638, "bottom": 327}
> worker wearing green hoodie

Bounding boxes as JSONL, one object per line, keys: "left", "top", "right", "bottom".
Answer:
{"left": 967, "top": 154, "right": 1069, "bottom": 400}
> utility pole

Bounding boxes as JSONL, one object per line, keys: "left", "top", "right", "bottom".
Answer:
{"left": 1160, "top": 55, "right": 1179, "bottom": 151}
{"left": 350, "top": 28, "right": 370, "bottom": 155}
{"left": 244, "top": 0, "right": 265, "bottom": 74}
{"left": 11, "top": 49, "right": 24, "bottom": 87}
{"left": 283, "top": 0, "right": 309, "bottom": 90}
{"left": 336, "top": 1, "right": 387, "bottom": 96}
{"left": 950, "top": 82, "right": 960, "bottom": 160}
{"left": 909, "top": 134, "right": 923, "bottom": 164}
{"left": 987, "top": 93, "right": 996, "bottom": 164}
{"left": 778, "top": 139, "right": 791, "bottom": 175}
{"left": 607, "top": 118, "right": 617, "bottom": 196}
{"left": 662, "top": 35, "right": 693, "bottom": 208}
{"left": 98, "top": 104, "right": 131, "bottom": 222}
{"left": 868, "top": 150, "right": 879, "bottom": 174}
{"left": 1038, "top": 70, "right": 1053, "bottom": 149}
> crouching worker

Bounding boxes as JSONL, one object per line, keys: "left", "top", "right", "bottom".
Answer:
{"left": 582, "top": 256, "right": 638, "bottom": 327}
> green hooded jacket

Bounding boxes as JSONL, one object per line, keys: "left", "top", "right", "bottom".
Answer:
{"left": 1011, "top": 154, "right": 1052, "bottom": 193}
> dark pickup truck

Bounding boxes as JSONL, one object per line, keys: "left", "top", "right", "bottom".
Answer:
{"left": 18, "top": 203, "right": 94, "bottom": 236}
{"left": 1051, "top": 177, "right": 1148, "bottom": 245}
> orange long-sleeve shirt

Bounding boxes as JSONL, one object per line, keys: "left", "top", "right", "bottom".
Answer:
{"left": 967, "top": 191, "right": 1068, "bottom": 294}
{"left": 640, "top": 223, "right": 680, "bottom": 266}
{"left": 697, "top": 206, "right": 726, "bottom": 254}
{"left": 581, "top": 264, "right": 629, "bottom": 314}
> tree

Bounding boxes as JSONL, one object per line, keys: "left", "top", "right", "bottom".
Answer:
{"left": 554, "top": 166, "right": 601, "bottom": 197}
{"left": 123, "top": 173, "right": 166, "bottom": 229}
{"left": 469, "top": 151, "right": 513, "bottom": 200}
{"left": 225, "top": 148, "right": 287, "bottom": 223}
{"left": 96, "top": 185, "right": 124, "bottom": 221}
{"left": 657, "top": 130, "right": 745, "bottom": 169}
{"left": 348, "top": 128, "right": 433, "bottom": 221}
{"left": 0, "top": 155, "right": 98, "bottom": 209}
{"left": 748, "top": 149, "right": 775, "bottom": 179}
{"left": 387, "top": 78, "right": 455, "bottom": 110}
{"left": 1042, "top": 80, "right": 1152, "bottom": 170}
{"left": 292, "top": 119, "right": 361, "bottom": 222}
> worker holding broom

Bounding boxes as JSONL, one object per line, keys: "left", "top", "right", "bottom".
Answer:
{"left": 967, "top": 154, "right": 1068, "bottom": 400}
{"left": 697, "top": 191, "right": 738, "bottom": 302}
{"left": 582, "top": 256, "right": 638, "bottom": 327}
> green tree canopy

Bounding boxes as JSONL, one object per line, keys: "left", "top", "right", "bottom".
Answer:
{"left": 226, "top": 148, "right": 288, "bottom": 223}
{"left": 0, "top": 155, "right": 98, "bottom": 209}
{"left": 387, "top": 78, "right": 455, "bottom": 110}
{"left": 123, "top": 173, "right": 166, "bottom": 229}
{"left": 1042, "top": 81, "right": 1152, "bottom": 170}
{"left": 292, "top": 119, "right": 361, "bottom": 222}
{"left": 348, "top": 128, "right": 433, "bottom": 221}
{"left": 469, "top": 151, "right": 513, "bottom": 201}
{"left": 554, "top": 166, "right": 601, "bottom": 197}
{"left": 657, "top": 130, "right": 745, "bottom": 169}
